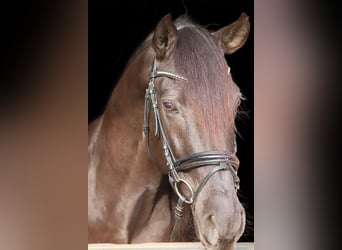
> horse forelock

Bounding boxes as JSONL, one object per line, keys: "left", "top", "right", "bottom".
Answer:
{"left": 172, "top": 19, "right": 241, "bottom": 147}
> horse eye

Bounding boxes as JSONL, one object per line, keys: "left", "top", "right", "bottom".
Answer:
{"left": 163, "top": 101, "right": 176, "bottom": 112}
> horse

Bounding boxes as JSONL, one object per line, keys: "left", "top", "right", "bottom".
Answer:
{"left": 88, "top": 12, "right": 250, "bottom": 250}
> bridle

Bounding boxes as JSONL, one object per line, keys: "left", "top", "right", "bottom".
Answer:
{"left": 143, "top": 57, "right": 240, "bottom": 241}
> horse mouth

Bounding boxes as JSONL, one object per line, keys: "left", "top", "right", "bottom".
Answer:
{"left": 198, "top": 230, "right": 242, "bottom": 250}
{"left": 205, "top": 239, "right": 236, "bottom": 250}
{"left": 193, "top": 207, "right": 246, "bottom": 250}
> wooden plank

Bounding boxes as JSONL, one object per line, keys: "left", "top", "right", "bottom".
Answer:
{"left": 88, "top": 242, "right": 254, "bottom": 250}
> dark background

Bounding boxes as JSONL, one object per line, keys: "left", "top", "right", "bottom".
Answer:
{"left": 89, "top": 0, "right": 254, "bottom": 242}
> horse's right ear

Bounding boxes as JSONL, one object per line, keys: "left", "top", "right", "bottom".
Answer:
{"left": 152, "top": 14, "right": 177, "bottom": 60}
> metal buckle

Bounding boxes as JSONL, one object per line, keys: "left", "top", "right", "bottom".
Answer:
{"left": 174, "top": 178, "right": 194, "bottom": 204}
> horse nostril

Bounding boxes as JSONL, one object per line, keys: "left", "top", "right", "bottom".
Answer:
{"left": 204, "top": 214, "right": 219, "bottom": 245}
{"left": 209, "top": 214, "right": 216, "bottom": 228}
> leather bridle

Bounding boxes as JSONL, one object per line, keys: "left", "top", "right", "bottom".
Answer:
{"left": 143, "top": 57, "right": 240, "bottom": 241}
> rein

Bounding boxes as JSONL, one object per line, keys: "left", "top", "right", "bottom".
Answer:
{"left": 143, "top": 58, "right": 240, "bottom": 242}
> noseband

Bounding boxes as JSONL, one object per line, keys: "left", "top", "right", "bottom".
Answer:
{"left": 144, "top": 58, "right": 240, "bottom": 241}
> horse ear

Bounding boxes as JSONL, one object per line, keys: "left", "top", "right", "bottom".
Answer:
{"left": 213, "top": 13, "right": 250, "bottom": 54}
{"left": 152, "top": 14, "right": 177, "bottom": 60}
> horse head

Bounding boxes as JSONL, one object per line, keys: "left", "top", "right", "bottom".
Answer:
{"left": 145, "top": 13, "right": 250, "bottom": 249}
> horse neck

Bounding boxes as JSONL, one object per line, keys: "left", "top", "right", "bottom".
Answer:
{"left": 99, "top": 49, "right": 163, "bottom": 188}
{"left": 88, "top": 51, "right": 174, "bottom": 242}
{"left": 99, "top": 48, "right": 158, "bottom": 175}
{"left": 106, "top": 49, "right": 153, "bottom": 118}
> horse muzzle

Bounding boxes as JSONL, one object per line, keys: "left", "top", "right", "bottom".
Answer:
{"left": 192, "top": 177, "right": 246, "bottom": 250}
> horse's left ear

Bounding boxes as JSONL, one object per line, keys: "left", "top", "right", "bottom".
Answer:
{"left": 213, "top": 13, "right": 250, "bottom": 54}
{"left": 152, "top": 14, "right": 177, "bottom": 60}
